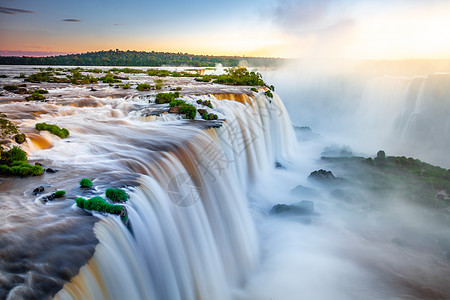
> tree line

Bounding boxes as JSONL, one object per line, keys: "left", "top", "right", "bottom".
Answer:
{"left": 0, "top": 50, "right": 284, "bottom": 67}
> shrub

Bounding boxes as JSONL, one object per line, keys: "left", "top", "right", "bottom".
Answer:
{"left": 0, "top": 113, "right": 19, "bottom": 138}
{"left": 0, "top": 74, "right": 8, "bottom": 78}
{"left": 26, "top": 92, "right": 46, "bottom": 101}
{"left": 76, "top": 197, "right": 85, "bottom": 209}
{"left": 0, "top": 161, "right": 43, "bottom": 176}
{"left": 202, "top": 113, "right": 218, "bottom": 120}
{"left": 105, "top": 188, "right": 128, "bottom": 202}
{"left": 54, "top": 190, "right": 66, "bottom": 198}
{"left": 265, "top": 90, "right": 273, "bottom": 98}
{"left": 122, "top": 83, "right": 130, "bottom": 89}
{"left": 196, "top": 99, "right": 213, "bottom": 108}
{"left": 34, "top": 89, "right": 49, "bottom": 94}
{"left": 169, "top": 99, "right": 186, "bottom": 107}
{"left": 35, "top": 122, "right": 69, "bottom": 138}
{"left": 0, "top": 146, "right": 27, "bottom": 165}
{"left": 14, "top": 133, "right": 26, "bottom": 144}
{"left": 175, "top": 86, "right": 182, "bottom": 91}
{"left": 3, "top": 85, "right": 18, "bottom": 91}
{"left": 155, "top": 92, "right": 180, "bottom": 104}
{"left": 179, "top": 103, "right": 197, "bottom": 119}
{"left": 80, "top": 178, "right": 93, "bottom": 188}
{"left": 155, "top": 84, "right": 163, "bottom": 90}
{"left": 137, "top": 83, "right": 151, "bottom": 91}
{"left": 214, "top": 68, "right": 266, "bottom": 86}
{"left": 251, "top": 87, "right": 257, "bottom": 92}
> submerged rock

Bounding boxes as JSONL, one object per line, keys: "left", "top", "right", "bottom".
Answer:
{"left": 290, "top": 185, "right": 318, "bottom": 197}
{"left": 308, "top": 169, "right": 336, "bottom": 182}
{"left": 271, "top": 200, "right": 314, "bottom": 216}
{"left": 32, "top": 186, "right": 45, "bottom": 195}
{"left": 45, "top": 168, "right": 58, "bottom": 173}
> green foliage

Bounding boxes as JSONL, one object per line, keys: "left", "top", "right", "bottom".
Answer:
{"left": 0, "top": 146, "right": 27, "bottom": 165}
{"left": 155, "top": 92, "right": 180, "bottom": 104}
{"left": 202, "top": 113, "right": 218, "bottom": 120}
{"left": 265, "top": 90, "right": 274, "bottom": 98}
{"left": 25, "top": 71, "right": 62, "bottom": 83}
{"left": 35, "top": 122, "right": 69, "bottom": 138}
{"left": 0, "top": 113, "right": 19, "bottom": 138}
{"left": 100, "top": 74, "right": 121, "bottom": 84}
{"left": 0, "top": 74, "right": 7, "bottom": 78}
{"left": 0, "top": 50, "right": 283, "bottom": 67}
{"left": 179, "top": 103, "right": 197, "bottom": 119}
{"left": 14, "top": 133, "right": 26, "bottom": 144}
{"left": 76, "top": 196, "right": 125, "bottom": 215}
{"left": 170, "top": 99, "right": 186, "bottom": 107}
{"left": 76, "top": 197, "right": 85, "bottom": 208}
{"left": 175, "top": 86, "right": 182, "bottom": 91}
{"left": 137, "top": 83, "right": 151, "bottom": 91}
{"left": 34, "top": 89, "right": 49, "bottom": 94}
{"left": 80, "top": 178, "right": 93, "bottom": 188}
{"left": 214, "top": 67, "right": 266, "bottom": 86}
{"left": 154, "top": 79, "right": 163, "bottom": 84}
{"left": 3, "top": 85, "right": 18, "bottom": 91}
{"left": 25, "top": 92, "right": 46, "bottom": 101}
{"left": 67, "top": 70, "right": 98, "bottom": 84}
{"left": 105, "top": 188, "right": 128, "bottom": 202}
{"left": 269, "top": 85, "right": 275, "bottom": 91}
{"left": 155, "top": 84, "right": 163, "bottom": 90}
{"left": 195, "top": 76, "right": 214, "bottom": 82}
{"left": 196, "top": 99, "right": 213, "bottom": 108}
{"left": 251, "top": 87, "right": 258, "bottom": 92}
{"left": 54, "top": 190, "right": 66, "bottom": 198}
{"left": 122, "top": 82, "right": 130, "bottom": 89}
{"left": 14, "top": 74, "right": 26, "bottom": 79}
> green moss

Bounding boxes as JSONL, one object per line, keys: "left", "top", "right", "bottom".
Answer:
{"left": 202, "top": 113, "right": 218, "bottom": 120}
{"left": 214, "top": 67, "right": 266, "bottom": 86}
{"left": 0, "top": 113, "right": 19, "bottom": 138}
{"left": 155, "top": 92, "right": 180, "bottom": 104}
{"left": 25, "top": 92, "right": 46, "bottom": 101}
{"left": 155, "top": 84, "right": 163, "bottom": 90}
{"left": 34, "top": 89, "right": 49, "bottom": 94}
{"left": 14, "top": 133, "right": 26, "bottom": 144}
{"left": 80, "top": 178, "right": 93, "bottom": 188}
{"left": 179, "top": 103, "right": 197, "bottom": 119}
{"left": 105, "top": 188, "right": 128, "bottom": 202}
{"left": 175, "top": 86, "right": 182, "bottom": 91}
{"left": 35, "top": 122, "right": 69, "bottom": 138}
{"left": 77, "top": 196, "right": 125, "bottom": 216}
{"left": 196, "top": 99, "right": 213, "bottom": 108}
{"left": 169, "top": 99, "right": 186, "bottom": 107}
{"left": 0, "top": 146, "right": 27, "bottom": 165}
{"left": 251, "top": 87, "right": 258, "bottom": 92}
{"left": 54, "top": 190, "right": 66, "bottom": 198}
{"left": 76, "top": 197, "right": 85, "bottom": 209}
{"left": 265, "top": 90, "right": 274, "bottom": 98}
{"left": 137, "top": 83, "right": 151, "bottom": 91}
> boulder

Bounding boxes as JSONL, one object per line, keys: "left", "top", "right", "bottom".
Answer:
{"left": 308, "top": 169, "right": 336, "bottom": 182}
{"left": 168, "top": 106, "right": 181, "bottom": 114}
{"left": 46, "top": 168, "right": 58, "bottom": 173}
{"left": 271, "top": 200, "right": 314, "bottom": 216}
{"left": 33, "top": 186, "right": 45, "bottom": 195}
{"left": 290, "top": 185, "right": 318, "bottom": 197}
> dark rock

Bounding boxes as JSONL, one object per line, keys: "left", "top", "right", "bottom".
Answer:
{"left": 168, "top": 106, "right": 181, "bottom": 114}
{"left": 197, "top": 109, "right": 207, "bottom": 115}
{"left": 89, "top": 87, "right": 98, "bottom": 92}
{"left": 290, "top": 185, "right": 318, "bottom": 197}
{"left": 271, "top": 200, "right": 314, "bottom": 216}
{"left": 33, "top": 186, "right": 45, "bottom": 195}
{"left": 308, "top": 169, "right": 336, "bottom": 182}
{"left": 275, "top": 162, "right": 285, "bottom": 169}
{"left": 46, "top": 193, "right": 56, "bottom": 201}
{"left": 46, "top": 168, "right": 58, "bottom": 173}
{"left": 35, "top": 162, "right": 43, "bottom": 166}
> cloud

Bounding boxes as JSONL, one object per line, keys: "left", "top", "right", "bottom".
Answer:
{"left": 61, "top": 19, "right": 81, "bottom": 22}
{"left": 0, "top": 6, "right": 34, "bottom": 14}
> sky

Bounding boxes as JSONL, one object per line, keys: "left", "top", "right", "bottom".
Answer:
{"left": 1, "top": 0, "right": 450, "bottom": 59}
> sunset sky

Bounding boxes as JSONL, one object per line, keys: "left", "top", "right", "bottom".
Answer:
{"left": 1, "top": 0, "right": 450, "bottom": 59}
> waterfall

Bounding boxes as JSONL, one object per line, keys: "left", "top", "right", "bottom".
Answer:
{"left": 53, "top": 91, "right": 295, "bottom": 300}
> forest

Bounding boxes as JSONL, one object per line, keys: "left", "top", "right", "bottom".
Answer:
{"left": 0, "top": 50, "right": 284, "bottom": 67}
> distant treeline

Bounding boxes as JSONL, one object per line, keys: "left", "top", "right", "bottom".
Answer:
{"left": 0, "top": 50, "right": 284, "bottom": 67}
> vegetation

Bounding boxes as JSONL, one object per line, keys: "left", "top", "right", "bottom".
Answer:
{"left": 175, "top": 86, "right": 182, "bottom": 91}
{"left": 201, "top": 113, "right": 218, "bottom": 120}
{"left": 0, "top": 50, "right": 283, "bottom": 67}
{"left": 0, "top": 113, "right": 19, "bottom": 138}
{"left": 179, "top": 103, "right": 197, "bottom": 119}
{"left": 214, "top": 67, "right": 266, "bottom": 86}
{"left": 35, "top": 122, "right": 69, "bottom": 138}
{"left": 0, "top": 74, "right": 7, "bottom": 78}
{"left": 54, "top": 190, "right": 66, "bottom": 198}
{"left": 80, "top": 178, "right": 93, "bottom": 188}
{"left": 251, "top": 87, "right": 258, "bottom": 92}
{"left": 0, "top": 146, "right": 43, "bottom": 176}
{"left": 265, "top": 90, "right": 274, "bottom": 98}
{"left": 169, "top": 99, "right": 186, "bottom": 107}
{"left": 3, "top": 84, "right": 29, "bottom": 94}
{"left": 137, "top": 83, "right": 151, "bottom": 91}
{"left": 195, "top": 75, "right": 215, "bottom": 82}
{"left": 321, "top": 151, "right": 450, "bottom": 208}
{"left": 25, "top": 92, "right": 46, "bottom": 101}
{"left": 105, "top": 188, "right": 128, "bottom": 202}
{"left": 155, "top": 92, "right": 180, "bottom": 104}
{"left": 34, "top": 89, "right": 49, "bottom": 94}
{"left": 25, "top": 71, "right": 63, "bottom": 83}
{"left": 196, "top": 99, "right": 213, "bottom": 108}
{"left": 14, "top": 133, "right": 26, "bottom": 144}
{"left": 76, "top": 196, "right": 127, "bottom": 222}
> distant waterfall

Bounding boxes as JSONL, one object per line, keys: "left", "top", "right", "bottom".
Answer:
{"left": 54, "top": 92, "right": 296, "bottom": 300}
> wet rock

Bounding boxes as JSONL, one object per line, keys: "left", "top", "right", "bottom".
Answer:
{"left": 89, "top": 87, "right": 98, "bottom": 92}
{"left": 308, "top": 169, "right": 336, "bottom": 182}
{"left": 197, "top": 109, "right": 207, "bottom": 115}
{"left": 33, "top": 186, "right": 45, "bottom": 195}
{"left": 290, "top": 185, "right": 318, "bottom": 197}
{"left": 168, "top": 106, "right": 181, "bottom": 114}
{"left": 46, "top": 168, "right": 58, "bottom": 173}
{"left": 275, "top": 162, "right": 285, "bottom": 169}
{"left": 35, "top": 162, "right": 43, "bottom": 166}
{"left": 271, "top": 200, "right": 314, "bottom": 216}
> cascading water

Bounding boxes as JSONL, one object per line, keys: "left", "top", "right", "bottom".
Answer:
{"left": 0, "top": 83, "right": 294, "bottom": 300}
